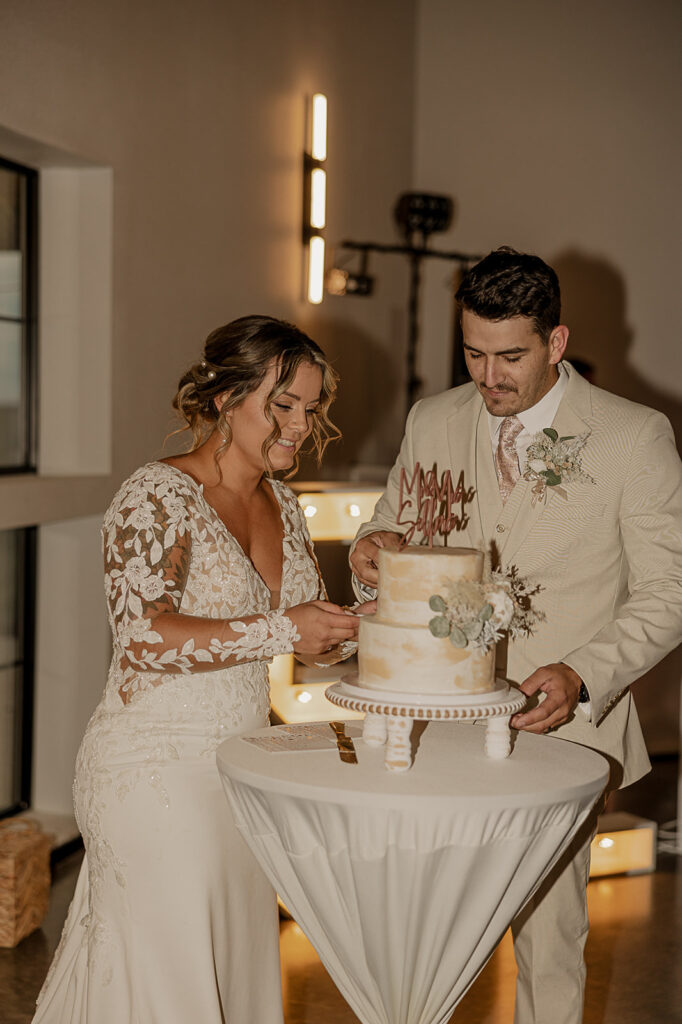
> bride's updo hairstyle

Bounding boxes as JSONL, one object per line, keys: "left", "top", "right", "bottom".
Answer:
{"left": 173, "top": 315, "right": 340, "bottom": 476}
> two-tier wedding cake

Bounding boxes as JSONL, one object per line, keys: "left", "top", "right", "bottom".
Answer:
{"left": 357, "top": 545, "right": 518, "bottom": 698}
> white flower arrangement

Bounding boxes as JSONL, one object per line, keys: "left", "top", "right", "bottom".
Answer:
{"left": 428, "top": 564, "right": 544, "bottom": 654}
{"left": 523, "top": 428, "right": 595, "bottom": 504}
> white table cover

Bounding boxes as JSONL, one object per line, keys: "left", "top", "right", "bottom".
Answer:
{"left": 217, "top": 720, "right": 608, "bottom": 1024}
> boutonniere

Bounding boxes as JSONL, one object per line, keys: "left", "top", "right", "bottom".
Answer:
{"left": 523, "top": 428, "right": 595, "bottom": 505}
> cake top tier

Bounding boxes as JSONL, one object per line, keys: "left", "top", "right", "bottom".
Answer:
{"left": 377, "top": 545, "right": 484, "bottom": 626}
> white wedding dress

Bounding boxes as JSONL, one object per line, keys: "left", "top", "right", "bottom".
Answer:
{"left": 34, "top": 462, "right": 326, "bottom": 1024}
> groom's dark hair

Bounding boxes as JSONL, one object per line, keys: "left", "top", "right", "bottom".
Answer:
{"left": 455, "top": 246, "right": 561, "bottom": 343}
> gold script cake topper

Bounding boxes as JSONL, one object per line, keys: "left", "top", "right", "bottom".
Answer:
{"left": 397, "top": 463, "right": 475, "bottom": 547}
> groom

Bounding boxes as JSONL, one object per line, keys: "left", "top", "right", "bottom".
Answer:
{"left": 350, "top": 247, "right": 682, "bottom": 1024}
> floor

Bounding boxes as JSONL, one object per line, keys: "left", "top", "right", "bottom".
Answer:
{"left": 2, "top": 758, "right": 680, "bottom": 1024}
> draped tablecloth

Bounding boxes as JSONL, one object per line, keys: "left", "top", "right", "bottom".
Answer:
{"left": 217, "top": 720, "right": 608, "bottom": 1024}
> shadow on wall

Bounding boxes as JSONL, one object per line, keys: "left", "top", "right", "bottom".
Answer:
{"left": 552, "top": 249, "right": 682, "bottom": 446}
{"left": 297, "top": 313, "right": 404, "bottom": 480}
{"left": 553, "top": 249, "right": 681, "bottom": 755}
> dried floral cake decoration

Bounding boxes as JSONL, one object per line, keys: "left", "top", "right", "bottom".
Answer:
{"left": 428, "top": 565, "right": 544, "bottom": 653}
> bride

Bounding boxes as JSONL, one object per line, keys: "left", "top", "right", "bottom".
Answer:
{"left": 34, "top": 315, "right": 369, "bottom": 1023}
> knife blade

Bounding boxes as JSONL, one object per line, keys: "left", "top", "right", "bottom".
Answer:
{"left": 329, "top": 721, "right": 358, "bottom": 764}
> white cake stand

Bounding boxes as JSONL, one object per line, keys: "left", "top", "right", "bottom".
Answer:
{"left": 325, "top": 674, "right": 527, "bottom": 773}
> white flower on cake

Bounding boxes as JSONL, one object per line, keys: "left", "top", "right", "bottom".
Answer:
{"left": 484, "top": 588, "right": 515, "bottom": 630}
{"left": 428, "top": 564, "right": 544, "bottom": 654}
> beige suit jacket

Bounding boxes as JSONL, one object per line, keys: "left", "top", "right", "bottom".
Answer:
{"left": 353, "top": 364, "right": 682, "bottom": 788}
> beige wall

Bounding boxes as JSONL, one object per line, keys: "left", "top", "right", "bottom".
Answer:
{"left": 0, "top": 0, "right": 416, "bottom": 484}
{"left": 0, "top": 0, "right": 417, "bottom": 811}
{"left": 413, "top": 0, "right": 681, "bottom": 751}
{"left": 414, "top": 0, "right": 681, "bottom": 407}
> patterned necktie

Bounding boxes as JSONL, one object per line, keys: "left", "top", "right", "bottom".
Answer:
{"left": 495, "top": 415, "right": 524, "bottom": 502}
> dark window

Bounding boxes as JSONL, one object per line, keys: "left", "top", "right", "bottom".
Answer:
{"left": 0, "top": 526, "right": 36, "bottom": 817}
{"left": 0, "top": 157, "right": 37, "bottom": 472}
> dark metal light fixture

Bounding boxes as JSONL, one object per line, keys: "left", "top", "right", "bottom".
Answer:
{"left": 394, "top": 192, "right": 453, "bottom": 245}
{"left": 326, "top": 248, "right": 374, "bottom": 297}
{"left": 327, "top": 192, "right": 479, "bottom": 412}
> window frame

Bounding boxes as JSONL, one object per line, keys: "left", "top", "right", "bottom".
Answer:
{"left": 0, "top": 525, "right": 37, "bottom": 818}
{"left": 0, "top": 154, "right": 39, "bottom": 475}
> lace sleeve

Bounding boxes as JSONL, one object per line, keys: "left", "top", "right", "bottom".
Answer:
{"left": 102, "top": 470, "right": 300, "bottom": 695}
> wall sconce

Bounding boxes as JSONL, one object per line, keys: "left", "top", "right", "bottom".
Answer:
{"left": 303, "top": 93, "right": 327, "bottom": 304}
{"left": 295, "top": 487, "right": 383, "bottom": 541}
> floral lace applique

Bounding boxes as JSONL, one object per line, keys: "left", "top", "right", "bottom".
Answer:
{"left": 102, "top": 468, "right": 305, "bottom": 702}
{"left": 122, "top": 610, "right": 299, "bottom": 676}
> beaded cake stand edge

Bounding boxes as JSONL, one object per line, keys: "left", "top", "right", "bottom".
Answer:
{"left": 325, "top": 677, "right": 527, "bottom": 772}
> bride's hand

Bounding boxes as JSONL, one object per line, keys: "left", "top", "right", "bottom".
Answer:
{"left": 284, "top": 600, "right": 359, "bottom": 654}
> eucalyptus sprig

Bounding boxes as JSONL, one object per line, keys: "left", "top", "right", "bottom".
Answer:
{"left": 429, "top": 594, "right": 494, "bottom": 648}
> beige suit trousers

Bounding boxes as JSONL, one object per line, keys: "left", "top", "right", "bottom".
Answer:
{"left": 511, "top": 798, "right": 603, "bottom": 1024}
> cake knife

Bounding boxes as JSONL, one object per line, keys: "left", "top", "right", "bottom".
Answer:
{"left": 329, "top": 721, "right": 358, "bottom": 764}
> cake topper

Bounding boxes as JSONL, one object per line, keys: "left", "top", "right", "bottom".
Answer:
{"left": 397, "top": 462, "right": 475, "bottom": 547}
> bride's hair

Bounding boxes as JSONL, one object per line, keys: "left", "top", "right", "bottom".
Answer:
{"left": 172, "top": 315, "right": 340, "bottom": 476}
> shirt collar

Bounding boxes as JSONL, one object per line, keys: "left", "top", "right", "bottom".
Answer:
{"left": 487, "top": 362, "right": 568, "bottom": 441}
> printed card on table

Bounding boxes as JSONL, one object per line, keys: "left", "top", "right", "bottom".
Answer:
{"left": 242, "top": 723, "right": 338, "bottom": 753}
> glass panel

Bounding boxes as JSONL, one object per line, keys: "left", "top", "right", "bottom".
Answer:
{"left": 0, "top": 165, "right": 23, "bottom": 319}
{"left": 0, "top": 320, "right": 26, "bottom": 468}
{"left": 0, "top": 529, "right": 21, "bottom": 666}
{"left": 0, "top": 528, "right": 30, "bottom": 814}
{"left": 0, "top": 665, "right": 20, "bottom": 809}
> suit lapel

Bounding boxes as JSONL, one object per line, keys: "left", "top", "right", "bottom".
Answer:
{"left": 445, "top": 391, "right": 490, "bottom": 548}
{"left": 473, "top": 402, "right": 504, "bottom": 545}
{"left": 499, "top": 365, "right": 594, "bottom": 564}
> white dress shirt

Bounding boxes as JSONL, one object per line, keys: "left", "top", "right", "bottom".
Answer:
{"left": 486, "top": 362, "right": 568, "bottom": 469}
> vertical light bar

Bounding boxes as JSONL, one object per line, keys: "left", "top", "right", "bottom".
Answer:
{"left": 308, "top": 236, "right": 325, "bottom": 305}
{"left": 310, "top": 168, "right": 326, "bottom": 229}
{"left": 305, "top": 93, "right": 328, "bottom": 304}
{"left": 311, "top": 94, "right": 327, "bottom": 161}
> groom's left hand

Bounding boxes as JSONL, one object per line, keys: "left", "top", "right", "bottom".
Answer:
{"left": 511, "top": 663, "right": 583, "bottom": 734}
{"left": 352, "top": 600, "right": 377, "bottom": 616}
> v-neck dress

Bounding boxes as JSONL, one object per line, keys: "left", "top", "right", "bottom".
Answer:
{"left": 34, "top": 462, "right": 326, "bottom": 1024}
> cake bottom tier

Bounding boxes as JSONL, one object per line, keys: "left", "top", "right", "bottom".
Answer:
{"left": 358, "top": 616, "right": 496, "bottom": 695}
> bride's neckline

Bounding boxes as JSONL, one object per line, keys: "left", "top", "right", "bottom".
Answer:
{"left": 151, "top": 460, "right": 286, "bottom": 607}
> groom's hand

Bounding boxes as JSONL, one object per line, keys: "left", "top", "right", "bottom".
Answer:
{"left": 350, "top": 531, "right": 402, "bottom": 587}
{"left": 511, "top": 663, "right": 583, "bottom": 734}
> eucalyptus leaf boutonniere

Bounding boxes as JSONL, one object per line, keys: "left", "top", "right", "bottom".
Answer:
{"left": 523, "top": 427, "right": 595, "bottom": 505}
